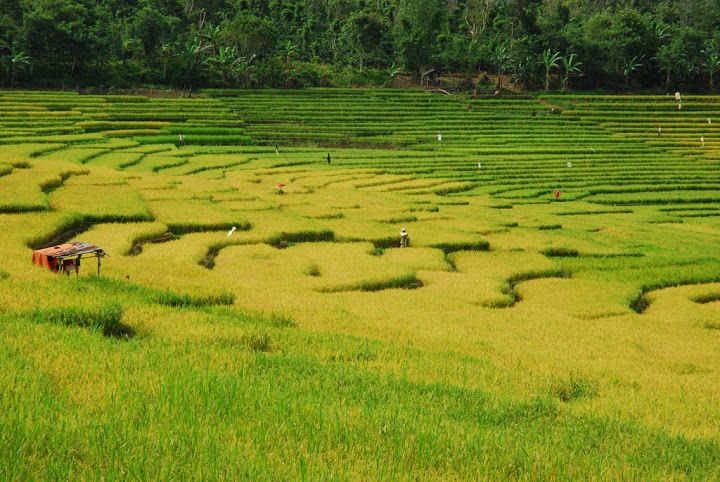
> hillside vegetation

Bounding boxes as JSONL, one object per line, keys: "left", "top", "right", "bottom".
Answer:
{"left": 1, "top": 0, "right": 719, "bottom": 92}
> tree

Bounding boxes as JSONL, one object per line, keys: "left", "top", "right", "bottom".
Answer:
{"left": 19, "top": 0, "right": 96, "bottom": 79}
{"left": 159, "top": 42, "right": 174, "bottom": 81}
{"left": 340, "top": 11, "right": 385, "bottom": 71}
{"left": 129, "top": 6, "right": 177, "bottom": 59}
{"left": 119, "top": 37, "right": 139, "bottom": 65}
{"left": 491, "top": 44, "right": 511, "bottom": 89}
{"left": 609, "top": 9, "right": 653, "bottom": 75}
{"left": 621, "top": 55, "right": 643, "bottom": 87}
{"left": 202, "top": 25, "right": 222, "bottom": 55}
{"left": 174, "top": 39, "right": 211, "bottom": 88}
{"left": 654, "top": 43, "right": 683, "bottom": 90}
{"left": 283, "top": 40, "right": 298, "bottom": 67}
{"left": 395, "top": 0, "right": 447, "bottom": 86}
{"left": 541, "top": 48, "right": 561, "bottom": 92}
{"left": 463, "top": 0, "right": 496, "bottom": 43}
{"left": 223, "top": 12, "right": 278, "bottom": 60}
{"left": 2, "top": 44, "right": 30, "bottom": 87}
{"left": 211, "top": 45, "right": 240, "bottom": 87}
{"left": 236, "top": 59, "right": 255, "bottom": 89}
{"left": 704, "top": 50, "right": 719, "bottom": 90}
{"left": 560, "top": 53, "right": 582, "bottom": 92}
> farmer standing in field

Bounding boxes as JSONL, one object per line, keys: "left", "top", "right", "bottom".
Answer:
{"left": 399, "top": 228, "right": 409, "bottom": 248}
{"left": 178, "top": 134, "right": 185, "bottom": 147}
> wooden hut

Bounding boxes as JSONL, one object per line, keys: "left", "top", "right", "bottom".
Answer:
{"left": 31, "top": 241, "right": 108, "bottom": 276}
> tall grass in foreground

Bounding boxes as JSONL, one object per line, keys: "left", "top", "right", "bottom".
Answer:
{"left": 1, "top": 301, "right": 719, "bottom": 479}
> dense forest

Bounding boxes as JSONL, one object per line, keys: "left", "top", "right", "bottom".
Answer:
{"left": 1, "top": 0, "right": 719, "bottom": 92}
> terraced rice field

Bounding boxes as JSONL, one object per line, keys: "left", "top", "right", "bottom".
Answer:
{"left": 2, "top": 89, "right": 720, "bottom": 478}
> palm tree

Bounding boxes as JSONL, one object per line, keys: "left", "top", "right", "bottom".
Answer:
{"left": 541, "top": 48, "right": 561, "bottom": 92}
{"left": 561, "top": 53, "right": 582, "bottom": 93}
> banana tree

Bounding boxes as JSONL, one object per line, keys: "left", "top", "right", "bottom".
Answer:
{"left": 491, "top": 45, "right": 512, "bottom": 89}
{"left": 175, "top": 39, "right": 211, "bottom": 88}
{"left": 236, "top": 59, "right": 255, "bottom": 88}
{"left": 203, "top": 24, "right": 222, "bottom": 55}
{"left": 5, "top": 46, "right": 31, "bottom": 88}
{"left": 284, "top": 40, "right": 298, "bottom": 67}
{"left": 561, "top": 53, "right": 582, "bottom": 93}
{"left": 705, "top": 51, "right": 719, "bottom": 90}
{"left": 159, "top": 42, "right": 174, "bottom": 80}
{"left": 120, "top": 37, "right": 139, "bottom": 65}
{"left": 541, "top": 48, "right": 561, "bottom": 92}
{"left": 213, "top": 45, "right": 240, "bottom": 87}
{"left": 621, "top": 55, "right": 643, "bottom": 87}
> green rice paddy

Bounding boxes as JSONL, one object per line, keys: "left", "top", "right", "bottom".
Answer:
{"left": 1, "top": 89, "right": 720, "bottom": 478}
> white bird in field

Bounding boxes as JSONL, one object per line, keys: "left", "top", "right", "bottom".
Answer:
{"left": 437, "top": 132, "right": 442, "bottom": 141}
{"left": 227, "top": 226, "right": 237, "bottom": 237}
{"left": 590, "top": 148, "right": 596, "bottom": 153}
{"left": 478, "top": 162, "right": 481, "bottom": 169}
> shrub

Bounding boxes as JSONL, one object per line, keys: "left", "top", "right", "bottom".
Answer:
{"left": 549, "top": 372, "right": 599, "bottom": 402}
{"left": 541, "top": 247, "right": 579, "bottom": 257}
{"left": 153, "top": 289, "right": 235, "bottom": 307}
{"left": 21, "top": 302, "right": 124, "bottom": 336}
{"left": 242, "top": 330, "right": 273, "bottom": 352}
{"left": 270, "top": 313, "right": 297, "bottom": 328}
